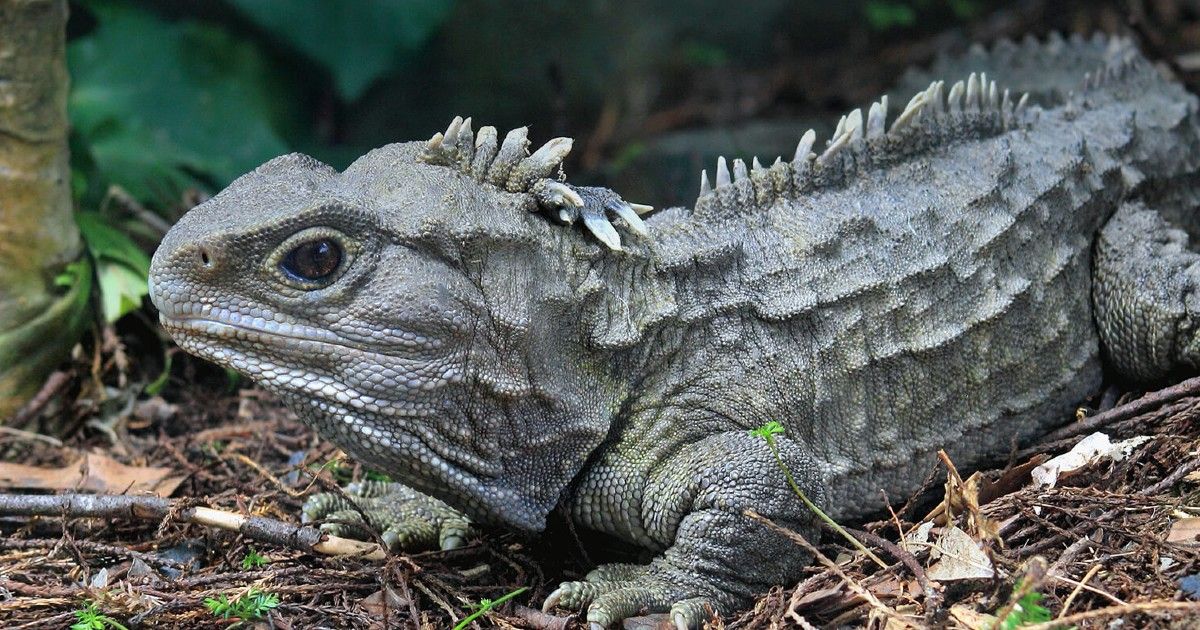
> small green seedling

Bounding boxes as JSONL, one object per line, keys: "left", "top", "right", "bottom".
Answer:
{"left": 204, "top": 588, "right": 280, "bottom": 621}
{"left": 71, "top": 602, "right": 129, "bottom": 630}
{"left": 452, "top": 587, "right": 527, "bottom": 630}
{"left": 750, "top": 421, "right": 889, "bottom": 569}
{"left": 240, "top": 548, "right": 269, "bottom": 569}
{"left": 999, "top": 580, "right": 1054, "bottom": 629}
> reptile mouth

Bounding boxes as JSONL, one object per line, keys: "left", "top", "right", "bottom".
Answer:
{"left": 159, "top": 314, "right": 359, "bottom": 354}
{"left": 155, "top": 295, "right": 440, "bottom": 357}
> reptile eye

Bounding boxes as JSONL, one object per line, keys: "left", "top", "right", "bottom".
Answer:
{"left": 281, "top": 238, "right": 342, "bottom": 282}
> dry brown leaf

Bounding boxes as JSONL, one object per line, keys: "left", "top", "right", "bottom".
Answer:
{"left": 358, "top": 586, "right": 410, "bottom": 618}
{"left": 1167, "top": 517, "right": 1200, "bottom": 543}
{"left": 0, "top": 451, "right": 183, "bottom": 496}
{"left": 949, "top": 604, "right": 997, "bottom": 629}
{"left": 926, "top": 524, "right": 995, "bottom": 581}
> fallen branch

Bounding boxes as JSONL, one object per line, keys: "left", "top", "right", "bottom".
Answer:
{"left": 0, "top": 493, "right": 385, "bottom": 560}
{"left": 1018, "top": 376, "right": 1200, "bottom": 459}
{"left": 1021, "top": 600, "right": 1200, "bottom": 629}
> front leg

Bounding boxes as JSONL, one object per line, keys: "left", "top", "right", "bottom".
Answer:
{"left": 548, "top": 431, "right": 827, "bottom": 629}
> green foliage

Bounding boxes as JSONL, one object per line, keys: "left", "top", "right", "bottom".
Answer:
{"left": 74, "top": 212, "right": 151, "bottom": 322}
{"left": 863, "top": 0, "right": 982, "bottom": 31}
{"left": 679, "top": 41, "right": 730, "bottom": 67}
{"left": 71, "top": 602, "right": 129, "bottom": 630}
{"left": 203, "top": 588, "right": 280, "bottom": 621}
{"left": 68, "top": 2, "right": 289, "bottom": 208}
{"left": 999, "top": 581, "right": 1054, "bottom": 629}
{"left": 240, "top": 548, "right": 269, "bottom": 570}
{"left": 226, "top": 0, "right": 455, "bottom": 101}
{"left": 749, "top": 420, "right": 785, "bottom": 444}
{"left": 864, "top": 1, "right": 917, "bottom": 30}
{"left": 452, "top": 587, "right": 527, "bottom": 630}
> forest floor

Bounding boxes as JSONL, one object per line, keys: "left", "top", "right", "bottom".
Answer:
{"left": 6, "top": 1, "right": 1200, "bottom": 628}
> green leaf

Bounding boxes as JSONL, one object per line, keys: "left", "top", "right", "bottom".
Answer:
{"left": 96, "top": 262, "right": 148, "bottom": 323}
{"left": 75, "top": 213, "right": 150, "bottom": 277}
{"left": 226, "top": 0, "right": 455, "bottom": 100}
{"left": 75, "top": 212, "right": 151, "bottom": 322}
{"left": 863, "top": 1, "right": 917, "bottom": 30}
{"left": 68, "top": 3, "right": 289, "bottom": 205}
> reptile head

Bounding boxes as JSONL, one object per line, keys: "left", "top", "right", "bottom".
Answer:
{"left": 149, "top": 142, "right": 618, "bottom": 531}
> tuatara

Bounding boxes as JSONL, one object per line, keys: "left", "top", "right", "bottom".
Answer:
{"left": 148, "top": 34, "right": 1200, "bottom": 628}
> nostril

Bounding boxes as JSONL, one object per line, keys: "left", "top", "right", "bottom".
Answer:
{"left": 199, "top": 248, "right": 211, "bottom": 267}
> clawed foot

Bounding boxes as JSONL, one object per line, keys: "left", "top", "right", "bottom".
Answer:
{"left": 542, "top": 563, "right": 718, "bottom": 629}
{"left": 301, "top": 480, "right": 472, "bottom": 551}
{"left": 531, "top": 181, "right": 652, "bottom": 250}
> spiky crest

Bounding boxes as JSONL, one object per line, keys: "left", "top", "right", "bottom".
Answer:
{"left": 694, "top": 70, "right": 1028, "bottom": 215}
{"left": 692, "top": 32, "right": 1158, "bottom": 216}
{"left": 419, "top": 115, "right": 653, "bottom": 250}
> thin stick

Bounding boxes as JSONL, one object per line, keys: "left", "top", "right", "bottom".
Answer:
{"left": 745, "top": 509, "right": 912, "bottom": 626}
{"left": 1022, "top": 601, "right": 1200, "bottom": 629}
{"left": 1019, "top": 376, "right": 1200, "bottom": 458}
{"left": 0, "top": 493, "right": 384, "bottom": 560}
{"left": 1057, "top": 564, "right": 1105, "bottom": 617}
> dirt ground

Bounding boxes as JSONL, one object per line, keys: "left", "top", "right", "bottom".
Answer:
{"left": 7, "top": 1, "right": 1200, "bottom": 628}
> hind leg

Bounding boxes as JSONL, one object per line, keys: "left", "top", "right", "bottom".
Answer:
{"left": 1093, "top": 200, "right": 1200, "bottom": 382}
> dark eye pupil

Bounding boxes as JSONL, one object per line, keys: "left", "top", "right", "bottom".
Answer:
{"left": 282, "top": 238, "right": 341, "bottom": 282}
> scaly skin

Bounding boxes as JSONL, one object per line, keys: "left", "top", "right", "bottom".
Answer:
{"left": 149, "top": 34, "right": 1200, "bottom": 628}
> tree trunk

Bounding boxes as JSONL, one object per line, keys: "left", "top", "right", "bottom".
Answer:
{"left": 0, "top": 0, "right": 90, "bottom": 420}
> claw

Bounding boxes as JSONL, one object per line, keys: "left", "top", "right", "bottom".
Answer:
{"left": 628, "top": 202, "right": 654, "bottom": 215}
{"left": 583, "top": 213, "right": 622, "bottom": 250}
{"left": 440, "top": 534, "right": 465, "bottom": 550}
{"left": 589, "top": 623, "right": 605, "bottom": 630}
{"left": 674, "top": 612, "right": 689, "bottom": 630}
{"left": 538, "top": 180, "right": 584, "bottom": 207}
{"left": 610, "top": 202, "right": 648, "bottom": 236}
{"left": 542, "top": 587, "right": 564, "bottom": 613}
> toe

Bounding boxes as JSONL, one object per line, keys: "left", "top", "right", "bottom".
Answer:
{"left": 586, "top": 587, "right": 674, "bottom": 629}
{"left": 301, "top": 492, "right": 351, "bottom": 522}
{"left": 541, "top": 580, "right": 622, "bottom": 613}
{"left": 670, "top": 597, "right": 718, "bottom": 630}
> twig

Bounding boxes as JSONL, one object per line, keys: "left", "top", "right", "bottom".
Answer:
{"left": 7, "top": 370, "right": 72, "bottom": 427}
{"left": 845, "top": 526, "right": 942, "bottom": 619}
{"left": 1021, "top": 601, "right": 1200, "bottom": 629}
{"left": 0, "top": 425, "right": 63, "bottom": 447}
{"left": 745, "top": 509, "right": 911, "bottom": 626}
{"left": 990, "top": 557, "right": 1048, "bottom": 629}
{"left": 0, "top": 493, "right": 384, "bottom": 560}
{"left": 227, "top": 453, "right": 306, "bottom": 498}
{"left": 0, "top": 537, "right": 187, "bottom": 569}
{"left": 1057, "top": 563, "right": 1104, "bottom": 618}
{"left": 1018, "top": 376, "right": 1200, "bottom": 458}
